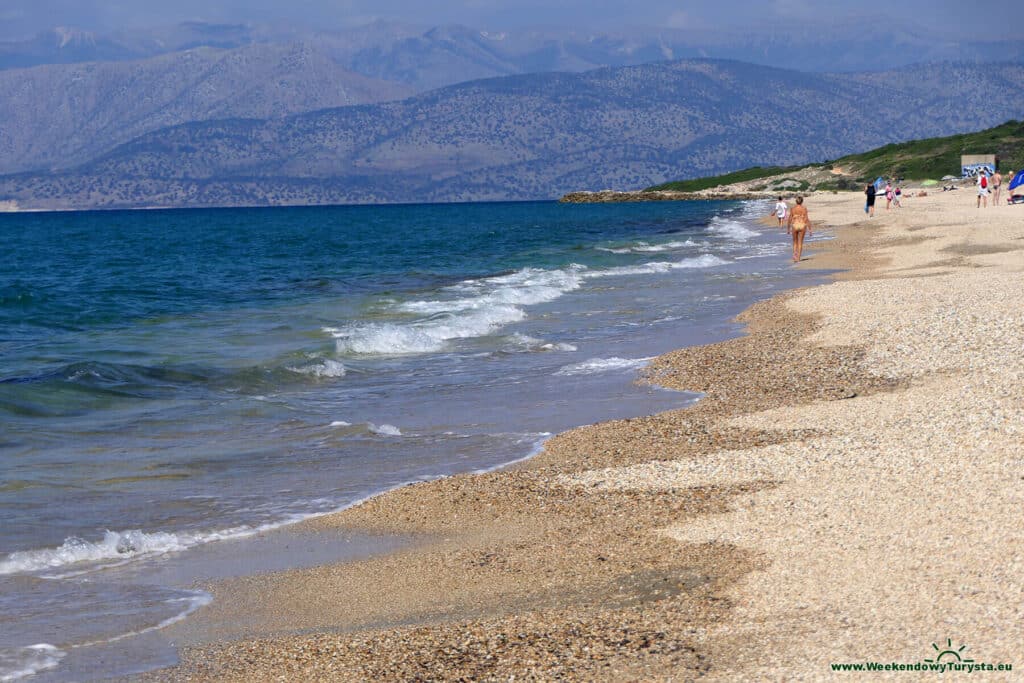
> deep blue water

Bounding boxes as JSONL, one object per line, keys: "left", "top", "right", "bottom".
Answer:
{"left": 0, "top": 199, "right": 816, "bottom": 681}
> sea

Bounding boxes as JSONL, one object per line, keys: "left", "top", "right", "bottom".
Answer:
{"left": 0, "top": 199, "right": 828, "bottom": 681}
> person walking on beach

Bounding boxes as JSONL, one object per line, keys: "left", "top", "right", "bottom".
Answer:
{"left": 893, "top": 185, "right": 902, "bottom": 209}
{"left": 773, "top": 196, "right": 788, "bottom": 226}
{"left": 865, "top": 183, "right": 876, "bottom": 217}
{"left": 787, "top": 196, "right": 811, "bottom": 262}
{"left": 884, "top": 181, "right": 894, "bottom": 210}
{"left": 977, "top": 170, "right": 990, "bottom": 208}
{"left": 991, "top": 170, "right": 1002, "bottom": 205}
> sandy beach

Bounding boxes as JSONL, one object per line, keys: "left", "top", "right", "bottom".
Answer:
{"left": 146, "top": 189, "right": 1023, "bottom": 681}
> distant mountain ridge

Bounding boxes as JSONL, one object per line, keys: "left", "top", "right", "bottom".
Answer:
{"left": 4, "top": 20, "right": 1023, "bottom": 78}
{"left": 2, "top": 59, "right": 1022, "bottom": 210}
{"left": 1, "top": 20, "right": 1022, "bottom": 177}
{"left": 0, "top": 23, "right": 270, "bottom": 70}
{"left": 0, "top": 42, "right": 411, "bottom": 174}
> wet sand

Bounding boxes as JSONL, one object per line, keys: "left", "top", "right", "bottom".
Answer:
{"left": 146, "top": 190, "right": 1024, "bottom": 681}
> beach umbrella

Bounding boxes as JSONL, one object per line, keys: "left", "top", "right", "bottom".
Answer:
{"left": 1010, "top": 170, "right": 1024, "bottom": 193}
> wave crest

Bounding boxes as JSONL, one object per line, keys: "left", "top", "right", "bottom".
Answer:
{"left": 554, "top": 356, "right": 654, "bottom": 376}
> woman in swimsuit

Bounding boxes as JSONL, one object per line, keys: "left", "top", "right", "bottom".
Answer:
{"left": 787, "top": 196, "right": 812, "bottom": 263}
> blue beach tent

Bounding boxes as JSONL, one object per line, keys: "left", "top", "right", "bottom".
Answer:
{"left": 1010, "top": 170, "right": 1024, "bottom": 204}
{"left": 1010, "top": 170, "right": 1024, "bottom": 192}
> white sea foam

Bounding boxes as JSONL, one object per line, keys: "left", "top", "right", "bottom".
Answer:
{"left": 368, "top": 423, "right": 402, "bottom": 437}
{"left": 287, "top": 359, "right": 346, "bottom": 378}
{"left": 598, "top": 239, "right": 700, "bottom": 254}
{"left": 554, "top": 356, "right": 654, "bottom": 376}
{"left": 0, "top": 524, "right": 284, "bottom": 577}
{"left": 400, "top": 267, "right": 584, "bottom": 314}
{"left": 584, "top": 254, "right": 727, "bottom": 278}
{"left": 329, "top": 420, "right": 351, "bottom": 428}
{"left": 328, "top": 253, "right": 724, "bottom": 356}
{"left": 707, "top": 216, "right": 759, "bottom": 241}
{"left": 332, "top": 323, "right": 447, "bottom": 355}
{"left": 332, "top": 304, "right": 526, "bottom": 355}
{"left": 0, "top": 644, "right": 65, "bottom": 682}
{"left": 507, "top": 334, "right": 577, "bottom": 352}
{"left": 327, "top": 266, "right": 586, "bottom": 355}
{"left": 588, "top": 261, "right": 675, "bottom": 276}
{"left": 632, "top": 239, "right": 700, "bottom": 252}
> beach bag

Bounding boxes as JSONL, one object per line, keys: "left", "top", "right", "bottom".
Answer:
{"left": 981, "top": 175, "right": 988, "bottom": 189}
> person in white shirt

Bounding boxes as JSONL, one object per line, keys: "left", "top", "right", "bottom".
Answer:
{"left": 977, "top": 170, "right": 990, "bottom": 208}
{"left": 773, "top": 197, "right": 788, "bottom": 226}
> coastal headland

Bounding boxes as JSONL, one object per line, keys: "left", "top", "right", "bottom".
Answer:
{"left": 148, "top": 190, "right": 1023, "bottom": 680}
{"left": 560, "top": 189, "right": 777, "bottom": 203}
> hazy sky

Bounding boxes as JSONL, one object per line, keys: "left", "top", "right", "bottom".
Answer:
{"left": 0, "top": 0, "right": 1004, "bottom": 41}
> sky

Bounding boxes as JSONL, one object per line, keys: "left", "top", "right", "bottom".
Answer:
{"left": 0, "top": 0, "right": 1006, "bottom": 41}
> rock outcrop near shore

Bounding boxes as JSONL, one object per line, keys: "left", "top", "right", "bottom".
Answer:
{"left": 560, "top": 190, "right": 777, "bottom": 203}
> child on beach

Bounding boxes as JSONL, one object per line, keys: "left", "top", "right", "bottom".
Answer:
{"left": 787, "top": 196, "right": 811, "bottom": 262}
{"left": 977, "top": 170, "right": 989, "bottom": 208}
{"left": 773, "top": 197, "right": 788, "bottom": 226}
{"left": 893, "top": 186, "right": 902, "bottom": 208}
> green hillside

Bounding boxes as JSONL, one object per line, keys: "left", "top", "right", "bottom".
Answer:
{"left": 644, "top": 165, "right": 802, "bottom": 192}
{"left": 834, "top": 119, "right": 1024, "bottom": 179}
{"left": 648, "top": 120, "right": 1024, "bottom": 191}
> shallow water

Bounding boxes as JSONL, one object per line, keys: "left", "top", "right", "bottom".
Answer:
{"left": 0, "top": 200, "right": 826, "bottom": 680}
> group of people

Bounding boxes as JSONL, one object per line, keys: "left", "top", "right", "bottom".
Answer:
{"left": 863, "top": 180, "right": 902, "bottom": 216}
{"left": 975, "top": 168, "right": 1005, "bottom": 208}
{"left": 769, "top": 167, "right": 1019, "bottom": 264}
{"left": 773, "top": 195, "right": 811, "bottom": 262}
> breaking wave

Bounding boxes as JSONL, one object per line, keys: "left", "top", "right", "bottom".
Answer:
{"left": 554, "top": 356, "right": 655, "bottom": 376}
{"left": 326, "top": 256, "right": 727, "bottom": 356}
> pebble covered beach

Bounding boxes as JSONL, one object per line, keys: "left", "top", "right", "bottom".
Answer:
{"left": 146, "top": 189, "right": 1024, "bottom": 681}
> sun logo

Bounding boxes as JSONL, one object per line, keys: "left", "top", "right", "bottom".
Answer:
{"left": 925, "top": 639, "right": 975, "bottom": 664}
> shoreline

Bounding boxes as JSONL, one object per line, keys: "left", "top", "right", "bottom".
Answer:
{"left": 560, "top": 190, "right": 782, "bottom": 203}
{"left": 148, "top": 190, "right": 1022, "bottom": 680}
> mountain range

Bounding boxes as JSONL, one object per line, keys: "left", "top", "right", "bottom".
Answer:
{"left": 0, "top": 42, "right": 410, "bottom": 174}
{"left": 5, "top": 21, "right": 1024, "bottom": 79}
{"left": 1, "top": 20, "right": 1022, "bottom": 177}
{"left": 2, "top": 59, "right": 1022, "bottom": 209}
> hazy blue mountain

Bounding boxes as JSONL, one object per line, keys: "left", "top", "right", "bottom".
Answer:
{"left": 331, "top": 23, "right": 1024, "bottom": 90}
{"left": 0, "top": 23, "right": 275, "bottom": 70}
{"left": 3, "top": 60, "right": 1021, "bottom": 209}
{"left": 3, "top": 20, "right": 1021, "bottom": 79}
{"left": 0, "top": 42, "right": 411, "bottom": 174}
{"left": 0, "top": 20, "right": 1019, "bottom": 179}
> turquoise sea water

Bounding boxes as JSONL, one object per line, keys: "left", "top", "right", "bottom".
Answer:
{"left": 0, "top": 200, "right": 819, "bottom": 680}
